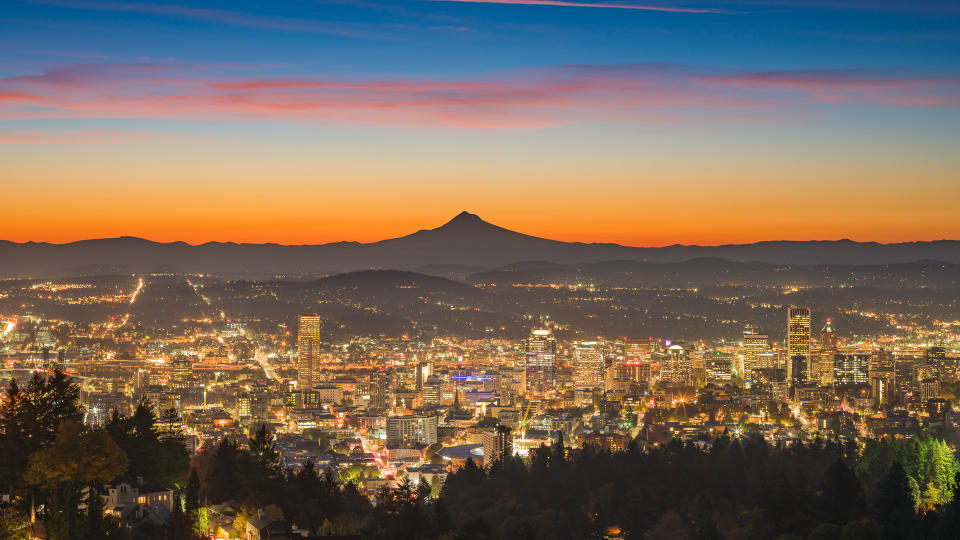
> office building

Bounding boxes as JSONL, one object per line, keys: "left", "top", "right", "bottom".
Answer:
{"left": 787, "top": 308, "right": 811, "bottom": 386}
{"left": 482, "top": 425, "right": 513, "bottom": 467}
{"left": 834, "top": 354, "right": 869, "bottom": 386}
{"left": 573, "top": 341, "right": 604, "bottom": 391}
{"left": 525, "top": 328, "right": 557, "bottom": 392}
{"left": 386, "top": 415, "right": 439, "bottom": 448}
{"left": 297, "top": 315, "right": 323, "bottom": 390}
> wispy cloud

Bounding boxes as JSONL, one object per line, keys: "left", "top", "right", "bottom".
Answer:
{"left": 22, "top": 0, "right": 400, "bottom": 38}
{"left": 1, "top": 62, "right": 957, "bottom": 131}
{"left": 424, "top": 0, "right": 726, "bottom": 13}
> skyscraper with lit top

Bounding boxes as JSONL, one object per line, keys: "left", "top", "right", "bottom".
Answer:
{"left": 297, "top": 314, "right": 323, "bottom": 390}
{"left": 524, "top": 328, "right": 556, "bottom": 392}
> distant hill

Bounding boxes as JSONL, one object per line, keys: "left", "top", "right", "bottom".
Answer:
{"left": 2, "top": 211, "right": 959, "bottom": 277}
{"left": 461, "top": 259, "right": 960, "bottom": 288}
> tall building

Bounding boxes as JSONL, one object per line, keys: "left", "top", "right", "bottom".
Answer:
{"left": 573, "top": 341, "right": 604, "bottom": 391}
{"left": 482, "top": 425, "right": 513, "bottom": 467}
{"left": 524, "top": 328, "right": 557, "bottom": 392}
{"left": 386, "top": 415, "right": 439, "bottom": 448}
{"left": 786, "top": 308, "right": 811, "bottom": 386}
{"left": 415, "top": 360, "right": 434, "bottom": 391}
{"left": 169, "top": 355, "right": 192, "bottom": 390}
{"left": 925, "top": 347, "right": 947, "bottom": 379}
{"left": 660, "top": 342, "right": 691, "bottom": 386}
{"left": 236, "top": 391, "right": 252, "bottom": 420}
{"left": 371, "top": 369, "right": 390, "bottom": 410}
{"left": 834, "top": 354, "right": 869, "bottom": 386}
{"left": 297, "top": 315, "right": 323, "bottom": 390}
{"left": 740, "top": 329, "right": 769, "bottom": 375}
{"left": 704, "top": 352, "right": 734, "bottom": 385}
{"left": 816, "top": 319, "right": 838, "bottom": 385}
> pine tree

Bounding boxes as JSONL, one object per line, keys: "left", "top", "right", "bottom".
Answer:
{"left": 872, "top": 461, "right": 916, "bottom": 539}
{"left": 819, "top": 459, "right": 865, "bottom": 524}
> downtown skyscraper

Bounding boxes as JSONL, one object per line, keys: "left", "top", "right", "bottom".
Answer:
{"left": 524, "top": 327, "right": 556, "bottom": 392}
{"left": 787, "top": 307, "right": 811, "bottom": 387}
{"left": 298, "top": 314, "right": 323, "bottom": 390}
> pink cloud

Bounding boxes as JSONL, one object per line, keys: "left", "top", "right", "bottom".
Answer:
{"left": 0, "top": 62, "right": 957, "bottom": 130}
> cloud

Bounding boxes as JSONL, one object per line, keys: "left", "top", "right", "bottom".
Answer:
{"left": 23, "top": 0, "right": 399, "bottom": 38}
{"left": 425, "top": 0, "right": 726, "bottom": 13}
{"left": 1, "top": 62, "right": 957, "bottom": 130}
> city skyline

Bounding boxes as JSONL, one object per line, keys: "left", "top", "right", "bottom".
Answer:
{"left": 2, "top": 1, "right": 960, "bottom": 245}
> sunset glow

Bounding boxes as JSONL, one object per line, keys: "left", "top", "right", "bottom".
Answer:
{"left": 2, "top": 0, "right": 959, "bottom": 245}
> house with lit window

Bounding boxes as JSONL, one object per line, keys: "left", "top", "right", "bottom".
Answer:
{"left": 102, "top": 476, "right": 175, "bottom": 522}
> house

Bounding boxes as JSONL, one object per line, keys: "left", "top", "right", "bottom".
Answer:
{"left": 246, "top": 509, "right": 292, "bottom": 540}
{"left": 102, "top": 476, "right": 175, "bottom": 523}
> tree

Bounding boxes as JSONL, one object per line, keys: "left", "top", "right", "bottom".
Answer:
{"left": 249, "top": 424, "right": 282, "bottom": 476}
{"left": 819, "top": 459, "right": 865, "bottom": 524}
{"left": 25, "top": 420, "right": 127, "bottom": 538}
{"left": 0, "top": 507, "right": 30, "bottom": 540}
{"left": 872, "top": 461, "right": 916, "bottom": 540}
{"left": 0, "top": 370, "right": 84, "bottom": 492}
{"left": 206, "top": 438, "right": 242, "bottom": 503}
{"left": 185, "top": 467, "right": 205, "bottom": 535}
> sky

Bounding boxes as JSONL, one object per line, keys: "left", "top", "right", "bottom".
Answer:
{"left": 1, "top": 0, "right": 959, "bottom": 246}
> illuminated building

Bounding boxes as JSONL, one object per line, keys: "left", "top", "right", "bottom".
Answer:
{"left": 833, "top": 354, "right": 869, "bottom": 386}
{"left": 415, "top": 360, "right": 434, "bottom": 391}
{"left": 870, "top": 377, "right": 888, "bottom": 404}
{"left": 386, "top": 415, "right": 439, "bottom": 448}
{"left": 580, "top": 431, "right": 630, "bottom": 453}
{"left": 297, "top": 315, "right": 323, "bottom": 390}
{"left": 236, "top": 391, "right": 252, "bottom": 420}
{"left": 371, "top": 369, "right": 389, "bottom": 410}
{"left": 816, "top": 319, "right": 838, "bottom": 385}
{"left": 925, "top": 347, "right": 946, "bottom": 379}
{"left": 482, "top": 425, "right": 513, "bottom": 467}
{"left": 169, "top": 355, "right": 192, "bottom": 390}
{"left": 920, "top": 379, "right": 941, "bottom": 401}
{"left": 422, "top": 374, "right": 443, "bottom": 407}
{"left": 573, "top": 341, "right": 604, "bottom": 391}
{"left": 704, "top": 352, "right": 734, "bottom": 385}
{"left": 524, "top": 328, "right": 556, "bottom": 392}
{"left": 787, "top": 308, "right": 811, "bottom": 386}
{"left": 740, "top": 329, "right": 769, "bottom": 375}
{"left": 660, "top": 342, "right": 691, "bottom": 386}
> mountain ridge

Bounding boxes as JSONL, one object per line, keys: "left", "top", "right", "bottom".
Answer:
{"left": 2, "top": 211, "right": 959, "bottom": 277}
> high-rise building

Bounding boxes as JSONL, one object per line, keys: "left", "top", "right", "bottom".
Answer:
{"left": 660, "top": 342, "right": 691, "bottom": 386}
{"left": 740, "top": 329, "right": 769, "bottom": 376}
{"left": 787, "top": 308, "right": 811, "bottom": 386}
{"left": 371, "top": 369, "right": 389, "bottom": 410}
{"left": 814, "top": 319, "right": 838, "bottom": 384}
{"left": 415, "top": 360, "right": 434, "bottom": 391}
{"left": 386, "top": 415, "right": 439, "bottom": 448}
{"left": 920, "top": 379, "right": 941, "bottom": 401}
{"left": 482, "top": 425, "right": 513, "bottom": 467}
{"left": 524, "top": 328, "right": 556, "bottom": 392}
{"left": 573, "top": 341, "right": 604, "bottom": 391}
{"left": 925, "top": 347, "right": 947, "bottom": 379}
{"left": 297, "top": 315, "right": 323, "bottom": 390}
{"left": 169, "top": 355, "right": 192, "bottom": 390}
{"left": 704, "top": 352, "right": 734, "bottom": 385}
{"left": 236, "top": 391, "right": 252, "bottom": 420}
{"left": 834, "top": 354, "right": 869, "bottom": 386}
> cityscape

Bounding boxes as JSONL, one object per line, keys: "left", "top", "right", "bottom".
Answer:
{"left": 1, "top": 213, "right": 959, "bottom": 539}
{"left": 2, "top": 1, "right": 960, "bottom": 540}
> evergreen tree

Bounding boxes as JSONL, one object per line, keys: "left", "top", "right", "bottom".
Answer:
{"left": 206, "top": 438, "right": 242, "bottom": 503}
{"left": 819, "top": 459, "right": 865, "bottom": 524}
{"left": 872, "top": 461, "right": 916, "bottom": 540}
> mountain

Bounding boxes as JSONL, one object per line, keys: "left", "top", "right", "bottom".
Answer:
{"left": 1, "top": 211, "right": 959, "bottom": 277}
